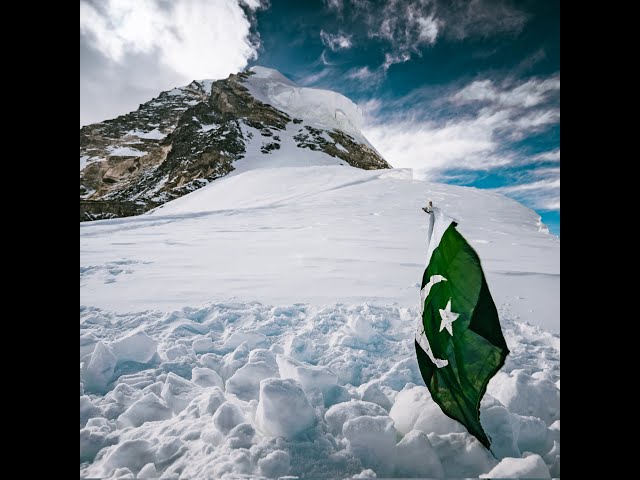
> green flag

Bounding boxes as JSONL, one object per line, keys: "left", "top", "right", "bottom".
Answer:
{"left": 415, "top": 208, "right": 509, "bottom": 450}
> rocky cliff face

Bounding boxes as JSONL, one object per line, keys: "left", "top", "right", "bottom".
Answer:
{"left": 80, "top": 68, "right": 390, "bottom": 221}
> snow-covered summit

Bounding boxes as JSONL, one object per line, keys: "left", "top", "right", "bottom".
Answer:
{"left": 80, "top": 67, "right": 388, "bottom": 221}
{"left": 244, "top": 66, "right": 367, "bottom": 143}
{"left": 248, "top": 65, "right": 298, "bottom": 86}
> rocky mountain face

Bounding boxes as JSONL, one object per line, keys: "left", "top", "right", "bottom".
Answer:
{"left": 80, "top": 68, "right": 390, "bottom": 221}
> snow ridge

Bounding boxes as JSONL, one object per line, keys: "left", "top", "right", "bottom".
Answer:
{"left": 244, "top": 66, "right": 367, "bottom": 144}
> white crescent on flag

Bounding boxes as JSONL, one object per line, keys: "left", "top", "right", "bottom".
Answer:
{"left": 416, "top": 274, "right": 450, "bottom": 368}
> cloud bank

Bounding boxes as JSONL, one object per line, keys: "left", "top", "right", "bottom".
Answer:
{"left": 80, "top": 0, "right": 266, "bottom": 126}
{"left": 362, "top": 74, "right": 560, "bottom": 211}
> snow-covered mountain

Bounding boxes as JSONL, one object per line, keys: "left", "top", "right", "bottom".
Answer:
{"left": 80, "top": 68, "right": 559, "bottom": 479}
{"left": 81, "top": 164, "right": 559, "bottom": 478}
{"left": 80, "top": 67, "right": 389, "bottom": 221}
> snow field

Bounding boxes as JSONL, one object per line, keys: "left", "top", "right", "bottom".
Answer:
{"left": 80, "top": 302, "right": 559, "bottom": 478}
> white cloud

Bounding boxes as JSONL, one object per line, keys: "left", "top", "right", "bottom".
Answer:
{"left": 344, "top": 66, "right": 383, "bottom": 88}
{"left": 320, "top": 30, "right": 353, "bottom": 51}
{"left": 347, "top": 66, "right": 377, "bottom": 80}
{"left": 323, "top": 0, "right": 530, "bottom": 74}
{"left": 80, "top": 0, "right": 260, "bottom": 80}
{"left": 298, "top": 68, "right": 332, "bottom": 85}
{"left": 499, "top": 178, "right": 560, "bottom": 193}
{"left": 240, "top": 0, "right": 267, "bottom": 8}
{"left": 364, "top": 115, "right": 512, "bottom": 176}
{"left": 417, "top": 14, "right": 440, "bottom": 43}
{"left": 370, "top": 0, "right": 442, "bottom": 68}
{"left": 495, "top": 173, "right": 560, "bottom": 211}
{"left": 362, "top": 75, "right": 560, "bottom": 178}
{"left": 324, "top": 0, "right": 344, "bottom": 12}
{"left": 80, "top": 0, "right": 266, "bottom": 125}
{"left": 328, "top": 0, "right": 527, "bottom": 73}
{"left": 510, "top": 109, "right": 560, "bottom": 137}
{"left": 382, "top": 52, "right": 411, "bottom": 71}
{"left": 529, "top": 149, "right": 560, "bottom": 163}
{"left": 440, "top": 0, "right": 529, "bottom": 40}
{"left": 358, "top": 99, "right": 383, "bottom": 117}
{"left": 452, "top": 76, "right": 560, "bottom": 108}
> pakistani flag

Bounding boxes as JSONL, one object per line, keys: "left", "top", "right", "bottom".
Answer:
{"left": 415, "top": 208, "right": 509, "bottom": 450}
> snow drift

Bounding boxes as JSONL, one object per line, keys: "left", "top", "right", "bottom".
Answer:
{"left": 80, "top": 132, "right": 559, "bottom": 478}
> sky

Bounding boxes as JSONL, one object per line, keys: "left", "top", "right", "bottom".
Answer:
{"left": 80, "top": 0, "right": 560, "bottom": 235}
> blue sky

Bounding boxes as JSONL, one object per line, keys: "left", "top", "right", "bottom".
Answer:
{"left": 80, "top": 0, "right": 559, "bottom": 235}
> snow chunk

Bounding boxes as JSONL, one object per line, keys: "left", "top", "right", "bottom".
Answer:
{"left": 219, "top": 342, "right": 251, "bottom": 380}
{"left": 164, "top": 344, "right": 190, "bottom": 361}
{"left": 276, "top": 353, "right": 337, "bottom": 397}
{"left": 105, "top": 383, "right": 143, "bottom": 408}
{"left": 197, "top": 386, "right": 226, "bottom": 416}
{"left": 284, "top": 333, "right": 326, "bottom": 363}
{"left": 82, "top": 341, "right": 117, "bottom": 394}
{"left": 226, "top": 360, "right": 279, "bottom": 401}
{"left": 395, "top": 430, "right": 445, "bottom": 478}
{"left": 80, "top": 155, "right": 90, "bottom": 171}
{"left": 226, "top": 423, "right": 255, "bottom": 448}
{"left": 356, "top": 381, "right": 392, "bottom": 411}
{"left": 80, "top": 421, "right": 117, "bottom": 463}
{"left": 80, "top": 395, "right": 100, "bottom": 427}
{"left": 389, "top": 386, "right": 465, "bottom": 435}
{"left": 343, "top": 415, "right": 397, "bottom": 477}
{"left": 378, "top": 358, "right": 421, "bottom": 391}
{"left": 511, "top": 413, "right": 552, "bottom": 456}
{"left": 97, "top": 439, "right": 155, "bottom": 477}
{"left": 480, "top": 395, "right": 520, "bottom": 459}
{"left": 191, "top": 367, "right": 224, "bottom": 389}
{"left": 256, "top": 378, "right": 316, "bottom": 438}
{"left": 192, "top": 336, "right": 215, "bottom": 354}
{"left": 258, "top": 450, "right": 291, "bottom": 478}
{"left": 107, "top": 146, "right": 147, "bottom": 157}
{"left": 547, "top": 419, "right": 560, "bottom": 446}
{"left": 111, "top": 467, "right": 134, "bottom": 478}
{"left": 198, "top": 79, "right": 214, "bottom": 93}
{"left": 353, "top": 469, "right": 377, "bottom": 478}
{"left": 199, "top": 352, "right": 222, "bottom": 371}
{"left": 212, "top": 401, "right": 246, "bottom": 434}
{"left": 117, "top": 392, "right": 172, "bottom": 428}
{"left": 111, "top": 330, "right": 157, "bottom": 364}
{"left": 248, "top": 348, "right": 278, "bottom": 368}
{"left": 222, "top": 331, "right": 268, "bottom": 351}
{"left": 199, "top": 123, "right": 220, "bottom": 133}
{"left": 137, "top": 463, "right": 158, "bottom": 479}
{"left": 489, "top": 370, "right": 560, "bottom": 425}
{"left": 428, "top": 432, "right": 497, "bottom": 478}
{"left": 129, "top": 128, "right": 165, "bottom": 140}
{"left": 160, "top": 372, "right": 201, "bottom": 414}
{"left": 325, "top": 400, "right": 388, "bottom": 435}
{"left": 544, "top": 440, "right": 560, "bottom": 477}
{"left": 480, "top": 453, "right": 551, "bottom": 478}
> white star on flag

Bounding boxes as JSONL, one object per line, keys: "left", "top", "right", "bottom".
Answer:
{"left": 439, "top": 299, "right": 460, "bottom": 336}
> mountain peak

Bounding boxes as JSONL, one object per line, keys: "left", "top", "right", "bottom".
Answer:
{"left": 80, "top": 67, "right": 389, "bottom": 221}
{"left": 242, "top": 66, "right": 365, "bottom": 141}
{"left": 248, "top": 66, "right": 298, "bottom": 86}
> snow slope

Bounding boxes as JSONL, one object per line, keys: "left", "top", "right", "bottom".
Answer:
{"left": 230, "top": 122, "right": 345, "bottom": 175}
{"left": 81, "top": 165, "right": 558, "bottom": 332}
{"left": 80, "top": 165, "right": 559, "bottom": 479}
